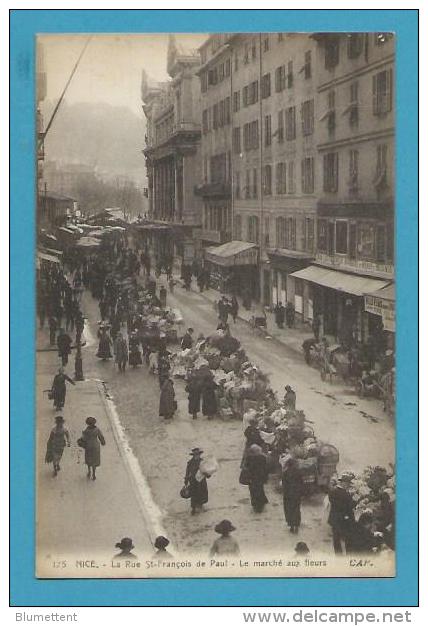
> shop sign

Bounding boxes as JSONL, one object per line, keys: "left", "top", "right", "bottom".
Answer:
{"left": 364, "top": 295, "right": 385, "bottom": 316}
{"left": 382, "top": 307, "right": 395, "bottom": 332}
{"left": 316, "top": 252, "right": 394, "bottom": 277}
{"left": 365, "top": 294, "right": 395, "bottom": 332}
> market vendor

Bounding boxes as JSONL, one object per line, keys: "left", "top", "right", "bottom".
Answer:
{"left": 181, "top": 327, "right": 194, "bottom": 350}
{"left": 283, "top": 385, "right": 296, "bottom": 410}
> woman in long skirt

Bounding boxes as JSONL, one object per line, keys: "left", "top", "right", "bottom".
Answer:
{"left": 159, "top": 377, "right": 176, "bottom": 420}
{"left": 96, "top": 326, "right": 113, "bottom": 360}
{"left": 45, "top": 415, "right": 70, "bottom": 477}
{"left": 128, "top": 331, "right": 143, "bottom": 367}
{"left": 81, "top": 416, "right": 106, "bottom": 480}
{"left": 184, "top": 448, "right": 208, "bottom": 515}
{"left": 246, "top": 444, "right": 268, "bottom": 513}
{"left": 50, "top": 367, "right": 75, "bottom": 410}
{"left": 282, "top": 458, "right": 304, "bottom": 533}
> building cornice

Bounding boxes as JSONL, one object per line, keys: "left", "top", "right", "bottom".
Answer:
{"left": 317, "top": 127, "right": 394, "bottom": 151}
{"left": 317, "top": 53, "right": 395, "bottom": 91}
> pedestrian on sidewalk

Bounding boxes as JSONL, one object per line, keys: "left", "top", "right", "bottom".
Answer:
{"left": 50, "top": 367, "right": 75, "bottom": 410}
{"left": 45, "top": 415, "right": 70, "bottom": 477}
{"left": 185, "top": 376, "right": 201, "bottom": 420}
{"left": 81, "top": 416, "right": 106, "bottom": 481}
{"left": 114, "top": 332, "right": 129, "bottom": 372}
{"left": 57, "top": 328, "right": 72, "bottom": 367}
{"left": 274, "top": 302, "right": 285, "bottom": 329}
{"left": 209, "top": 520, "right": 240, "bottom": 556}
{"left": 282, "top": 457, "right": 304, "bottom": 534}
{"left": 283, "top": 385, "right": 296, "bottom": 410}
{"left": 328, "top": 474, "right": 356, "bottom": 554}
{"left": 48, "top": 315, "right": 58, "bottom": 346}
{"left": 75, "top": 311, "right": 85, "bottom": 345}
{"left": 286, "top": 302, "right": 295, "bottom": 328}
{"left": 230, "top": 296, "right": 239, "bottom": 323}
{"left": 159, "top": 376, "right": 176, "bottom": 420}
{"left": 113, "top": 537, "right": 137, "bottom": 560}
{"left": 152, "top": 536, "right": 174, "bottom": 561}
{"left": 184, "top": 448, "right": 209, "bottom": 515}
{"left": 246, "top": 444, "right": 269, "bottom": 513}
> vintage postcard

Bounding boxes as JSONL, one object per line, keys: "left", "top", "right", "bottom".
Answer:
{"left": 35, "top": 31, "right": 397, "bottom": 580}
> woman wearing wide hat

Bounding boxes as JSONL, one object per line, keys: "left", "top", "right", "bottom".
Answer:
{"left": 45, "top": 415, "right": 70, "bottom": 477}
{"left": 80, "top": 416, "right": 106, "bottom": 481}
{"left": 152, "top": 535, "right": 173, "bottom": 560}
{"left": 209, "top": 520, "right": 240, "bottom": 556}
{"left": 184, "top": 448, "right": 209, "bottom": 515}
{"left": 113, "top": 537, "right": 137, "bottom": 560}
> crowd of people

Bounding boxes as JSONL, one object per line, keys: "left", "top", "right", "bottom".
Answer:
{"left": 38, "top": 229, "right": 394, "bottom": 559}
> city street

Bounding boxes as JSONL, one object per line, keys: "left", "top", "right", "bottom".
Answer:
{"left": 53, "top": 278, "right": 395, "bottom": 559}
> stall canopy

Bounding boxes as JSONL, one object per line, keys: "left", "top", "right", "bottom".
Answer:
{"left": 205, "top": 241, "right": 258, "bottom": 267}
{"left": 37, "top": 251, "right": 61, "bottom": 264}
{"left": 290, "top": 265, "right": 390, "bottom": 296}
{"left": 76, "top": 236, "right": 101, "bottom": 248}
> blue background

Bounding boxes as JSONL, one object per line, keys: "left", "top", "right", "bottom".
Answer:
{"left": 10, "top": 9, "right": 418, "bottom": 607}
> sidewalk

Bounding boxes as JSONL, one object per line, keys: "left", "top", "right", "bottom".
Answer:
{"left": 36, "top": 329, "right": 154, "bottom": 574}
{"left": 169, "top": 274, "right": 314, "bottom": 356}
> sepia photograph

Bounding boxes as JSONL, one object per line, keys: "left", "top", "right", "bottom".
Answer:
{"left": 35, "top": 31, "right": 396, "bottom": 579}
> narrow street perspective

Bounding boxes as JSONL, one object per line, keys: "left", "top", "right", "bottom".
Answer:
{"left": 35, "top": 31, "right": 396, "bottom": 579}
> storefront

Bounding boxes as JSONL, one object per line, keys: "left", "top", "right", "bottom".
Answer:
{"left": 289, "top": 265, "right": 390, "bottom": 343}
{"left": 266, "top": 249, "right": 314, "bottom": 312}
{"left": 204, "top": 240, "right": 259, "bottom": 300}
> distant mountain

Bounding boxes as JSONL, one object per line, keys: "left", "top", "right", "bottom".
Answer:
{"left": 42, "top": 100, "right": 146, "bottom": 185}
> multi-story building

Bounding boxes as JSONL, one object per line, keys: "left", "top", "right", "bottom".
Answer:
{"left": 197, "top": 33, "right": 318, "bottom": 304}
{"left": 141, "top": 35, "right": 203, "bottom": 268}
{"left": 289, "top": 33, "right": 395, "bottom": 346}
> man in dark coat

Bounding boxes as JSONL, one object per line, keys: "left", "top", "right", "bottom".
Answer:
{"left": 181, "top": 327, "right": 194, "bottom": 350}
{"left": 274, "top": 302, "right": 285, "bottom": 329}
{"left": 57, "top": 328, "right": 72, "bottom": 366}
{"left": 328, "top": 475, "right": 356, "bottom": 554}
{"left": 184, "top": 448, "right": 208, "bottom": 515}
{"left": 185, "top": 377, "right": 201, "bottom": 419}
{"left": 201, "top": 377, "right": 218, "bottom": 419}
{"left": 282, "top": 458, "right": 304, "bottom": 533}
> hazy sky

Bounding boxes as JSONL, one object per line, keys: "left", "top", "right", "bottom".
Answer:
{"left": 39, "top": 34, "right": 208, "bottom": 116}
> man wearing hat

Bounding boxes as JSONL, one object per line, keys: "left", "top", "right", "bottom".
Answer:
{"left": 184, "top": 448, "right": 209, "bottom": 515}
{"left": 328, "top": 473, "right": 356, "bottom": 554}
{"left": 113, "top": 537, "right": 137, "bottom": 560}
{"left": 209, "top": 520, "right": 240, "bottom": 556}
{"left": 152, "top": 536, "right": 173, "bottom": 560}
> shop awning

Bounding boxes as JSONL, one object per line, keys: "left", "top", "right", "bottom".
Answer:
{"left": 205, "top": 241, "right": 258, "bottom": 267}
{"left": 290, "top": 265, "right": 390, "bottom": 296}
